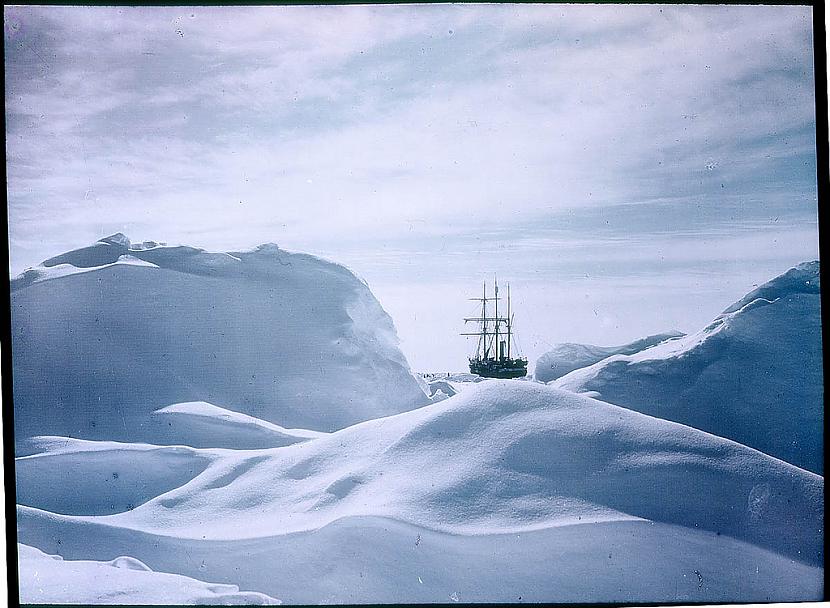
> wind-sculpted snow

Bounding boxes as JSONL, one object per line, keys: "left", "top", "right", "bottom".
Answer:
{"left": 11, "top": 244, "right": 824, "bottom": 603}
{"left": 147, "top": 401, "right": 326, "bottom": 449}
{"left": 18, "top": 544, "right": 280, "bottom": 604}
{"left": 553, "top": 261, "right": 823, "bottom": 474}
{"left": 426, "top": 379, "right": 457, "bottom": 399}
{"left": 10, "top": 235, "right": 428, "bottom": 443}
{"left": 721, "top": 260, "right": 820, "bottom": 313}
{"left": 534, "top": 332, "right": 685, "bottom": 382}
{"left": 16, "top": 382, "right": 823, "bottom": 604}
{"left": 17, "top": 511, "right": 822, "bottom": 604}
{"left": 100, "top": 382, "right": 820, "bottom": 562}
{"left": 15, "top": 438, "right": 213, "bottom": 515}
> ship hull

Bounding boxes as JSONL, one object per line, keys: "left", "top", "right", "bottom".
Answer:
{"left": 469, "top": 358, "right": 528, "bottom": 379}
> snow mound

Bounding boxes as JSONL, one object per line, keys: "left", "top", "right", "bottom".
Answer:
{"left": 15, "top": 438, "right": 212, "bottom": 516}
{"left": 10, "top": 236, "right": 429, "bottom": 444}
{"left": 39, "top": 233, "right": 132, "bottom": 269}
{"left": 426, "top": 379, "right": 458, "bottom": 399}
{"left": 722, "top": 260, "right": 820, "bottom": 313}
{"left": 421, "top": 372, "right": 485, "bottom": 398}
{"left": 535, "top": 332, "right": 684, "bottom": 382}
{"left": 16, "top": 382, "right": 822, "bottom": 602}
{"left": 18, "top": 544, "right": 280, "bottom": 605}
{"left": 43, "top": 381, "right": 822, "bottom": 564}
{"left": 147, "top": 401, "right": 326, "bottom": 449}
{"left": 11, "top": 256, "right": 159, "bottom": 291}
{"left": 18, "top": 512, "right": 822, "bottom": 604}
{"left": 553, "top": 261, "right": 823, "bottom": 473}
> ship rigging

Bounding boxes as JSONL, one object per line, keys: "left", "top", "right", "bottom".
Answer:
{"left": 461, "top": 279, "right": 528, "bottom": 379}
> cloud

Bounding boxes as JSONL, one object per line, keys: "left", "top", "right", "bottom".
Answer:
{"left": 4, "top": 4, "right": 820, "bottom": 369}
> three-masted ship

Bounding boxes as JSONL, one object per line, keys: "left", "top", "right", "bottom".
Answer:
{"left": 461, "top": 279, "right": 528, "bottom": 378}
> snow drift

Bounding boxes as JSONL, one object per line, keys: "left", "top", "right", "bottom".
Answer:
{"left": 15, "top": 437, "right": 211, "bottom": 516}
{"left": 16, "top": 381, "right": 823, "bottom": 603}
{"left": 18, "top": 544, "right": 280, "bottom": 604}
{"left": 553, "top": 262, "right": 823, "bottom": 474}
{"left": 534, "top": 331, "right": 684, "bottom": 382}
{"left": 147, "top": 401, "right": 326, "bottom": 450}
{"left": 10, "top": 235, "right": 428, "bottom": 444}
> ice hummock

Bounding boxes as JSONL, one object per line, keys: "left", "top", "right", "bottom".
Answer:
{"left": 534, "top": 331, "right": 685, "bottom": 382}
{"left": 553, "top": 261, "right": 823, "bottom": 474}
{"left": 10, "top": 235, "right": 429, "bottom": 444}
{"left": 18, "top": 544, "right": 280, "bottom": 604}
{"left": 148, "top": 401, "right": 326, "bottom": 449}
{"left": 16, "top": 381, "right": 823, "bottom": 603}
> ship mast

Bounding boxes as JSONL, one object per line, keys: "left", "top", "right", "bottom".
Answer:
{"left": 481, "top": 281, "right": 488, "bottom": 358}
{"left": 461, "top": 279, "right": 509, "bottom": 361}
{"left": 494, "top": 278, "right": 499, "bottom": 360}
{"left": 507, "top": 283, "right": 511, "bottom": 359}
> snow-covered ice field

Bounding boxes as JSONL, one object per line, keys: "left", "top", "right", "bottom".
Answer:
{"left": 9, "top": 236, "right": 824, "bottom": 604}
{"left": 551, "top": 261, "right": 824, "bottom": 474}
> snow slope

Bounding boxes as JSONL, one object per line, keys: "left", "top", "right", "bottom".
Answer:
{"left": 148, "top": 402, "right": 326, "bottom": 449}
{"left": 553, "top": 262, "right": 823, "bottom": 474}
{"left": 16, "top": 438, "right": 212, "bottom": 516}
{"left": 18, "top": 544, "right": 280, "bottom": 604}
{"left": 16, "top": 381, "right": 823, "bottom": 603}
{"left": 10, "top": 235, "right": 428, "bottom": 444}
{"left": 534, "top": 332, "right": 684, "bottom": 383}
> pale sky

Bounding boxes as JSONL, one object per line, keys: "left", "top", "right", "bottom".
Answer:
{"left": 5, "top": 4, "right": 820, "bottom": 372}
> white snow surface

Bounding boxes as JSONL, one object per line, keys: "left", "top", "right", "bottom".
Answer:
{"left": 10, "top": 234, "right": 429, "bottom": 442}
{"left": 18, "top": 544, "right": 280, "bottom": 604}
{"left": 553, "top": 261, "right": 823, "bottom": 473}
{"left": 149, "top": 401, "right": 326, "bottom": 449}
{"left": 423, "top": 372, "right": 485, "bottom": 398}
{"left": 534, "top": 331, "right": 684, "bottom": 383}
{"left": 10, "top": 241, "right": 824, "bottom": 603}
{"left": 16, "top": 381, "right": 823, "bottom": 603}
{"left": 15, "top": 437, "right": 215, "bottom": 516}
{"left": 426, "top": 379, "right": 458, "bottom": 398}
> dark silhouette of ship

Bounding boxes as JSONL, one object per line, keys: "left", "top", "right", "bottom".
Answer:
{"left": 461, "top": 279, "right": 528, "bottom": 379}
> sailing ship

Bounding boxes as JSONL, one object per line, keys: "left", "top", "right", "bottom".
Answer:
{"left": 461, "top": 279, "right": 528, "bottom": 378}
